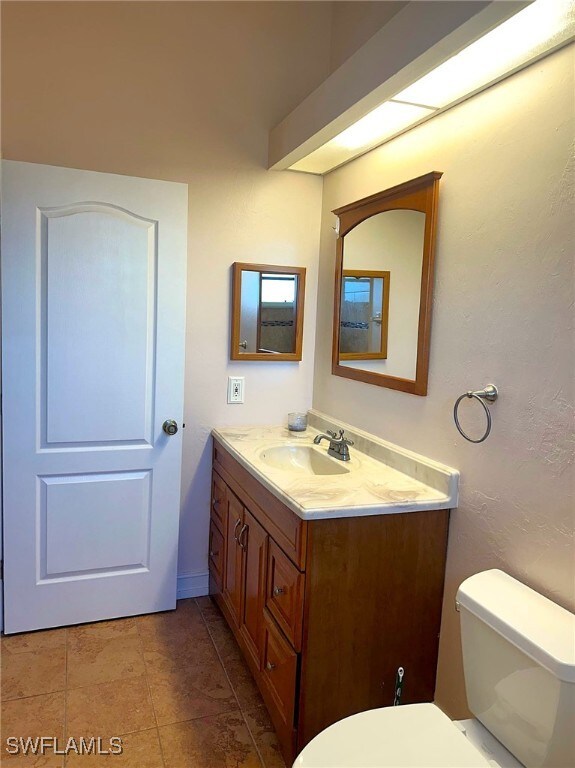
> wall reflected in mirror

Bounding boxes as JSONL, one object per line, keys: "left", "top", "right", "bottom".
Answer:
{"left": 231, "top": 263, "right": 306, "bottom": 361}
{"left": 340, "top": 210, "right": 425, "bottom": 378}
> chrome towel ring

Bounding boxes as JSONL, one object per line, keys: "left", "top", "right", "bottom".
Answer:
{"left": 454, "top": 384, "right": 499, "bottom": 443}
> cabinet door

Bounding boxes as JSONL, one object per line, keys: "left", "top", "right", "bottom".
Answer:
{"left": 223, "top": 491, "right": 243, "bottom": 625}
{"left": 262, "top": 609, "right": 298, "bottom": 730}
{"left": 208, "top": 519, "right": 225, "bottom": 592}
{"left": 211, "top": 471, "right": 227, "bottom": 533}
{"left": 266, "top": 540, "right": 304, "bottom": 651}
{"left": 240, "top": 509, "right": 268, "bottom": 669}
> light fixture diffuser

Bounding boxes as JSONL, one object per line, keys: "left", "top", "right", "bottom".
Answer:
{"left": 394, "top": 0, "right": 574, "bottom": 109}
{"left": 290, "top": 102, "right": 435, "bottom": 174}
{"left": 288, "top": 0, "right": 574, "bottom": 175}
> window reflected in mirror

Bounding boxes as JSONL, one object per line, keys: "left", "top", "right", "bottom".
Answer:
{"left": 231, "top": 263, "right": 306, "bottom": 361}
{"left": 340, "top": 270, "right": 390, "bottom": 360}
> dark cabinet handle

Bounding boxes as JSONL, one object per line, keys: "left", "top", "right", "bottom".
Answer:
{"left": 238, "top": 524, "right": 248, "bottom": 550}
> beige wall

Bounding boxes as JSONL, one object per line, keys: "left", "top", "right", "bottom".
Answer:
{"left": 1, "top": 1, "right": 332, "bottom": 580}
{"left": 313, "top": 44, "right": 575, "bottom": 716}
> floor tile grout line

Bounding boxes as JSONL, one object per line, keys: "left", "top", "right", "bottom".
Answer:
{"left": 63, "top": 672, "right": 149, "bottom": 695}
{"left": 2, "top": 687, "right": 67, "bottom": 703}
{"left": 1, "top": 637, "right": 69, "bottom": 704}
{"left": 195, "top": 598, "right": 268, "bottom": 768}
{"left": 64, "top": 622, "right": 147, "bottom": 693}
{"left": 155, "top": 705, "right": 242, "bottom": 731}
{"left": 196, "top": 600, "right": 244, "bottom": 711}
{"left": 135, "top": 615, "right": 167, "bottom": 768}
{"left": 240, "top": 709, "right": 270, "bottom": 768}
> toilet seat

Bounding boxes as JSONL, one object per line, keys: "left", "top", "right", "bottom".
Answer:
{"left": 294, "top": 703, "right": 499, "bottom": 768}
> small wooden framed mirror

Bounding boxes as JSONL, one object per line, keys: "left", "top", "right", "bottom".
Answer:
{"left": 332, "top": 172, "right": 442, "bottom": 395}
{"left": 231, "top": 262, "right": 306, "bottom": 361}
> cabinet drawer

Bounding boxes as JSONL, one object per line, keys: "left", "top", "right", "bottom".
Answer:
{"left": 266, "top": 540, "right": 304, "bottom": 651}
{"left": 211, "top": 471, "right": 227, "bottom": 533}
{"left": 262, "top": 610, "right": 297, "bottom": 729}
{"left": 208, "top": 520, "right": 225, "bottom": 590}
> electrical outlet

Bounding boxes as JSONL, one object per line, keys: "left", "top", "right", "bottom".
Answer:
{"left": 227, "top": 376, "right": 245, "bottom": 404}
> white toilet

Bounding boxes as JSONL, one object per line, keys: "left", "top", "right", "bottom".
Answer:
{"left": 294, "top": 570, "right": 575, "bottom": 768}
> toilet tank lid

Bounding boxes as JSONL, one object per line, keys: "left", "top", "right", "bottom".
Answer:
{"left": 457, "top": 570, "right": 575, "bottom": 683}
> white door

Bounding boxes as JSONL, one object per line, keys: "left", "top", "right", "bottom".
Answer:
{"left": 1, "top": 161, "right": 188, "bottom": 634}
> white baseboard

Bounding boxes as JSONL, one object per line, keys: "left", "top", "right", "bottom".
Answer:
{"left": 177, "top": 570, "right": 209, "bottom": 600}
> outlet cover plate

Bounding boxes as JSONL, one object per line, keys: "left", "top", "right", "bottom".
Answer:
{"left": 227, "top": 376, "right": 245, "bottom": 404}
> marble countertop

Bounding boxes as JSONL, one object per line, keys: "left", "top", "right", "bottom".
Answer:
{"left": 212, "top": 412, "right": 459, "bottom": 520}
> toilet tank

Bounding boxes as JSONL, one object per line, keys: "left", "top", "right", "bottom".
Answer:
{"left": 457, "top": 570, "right": 575, "bottom": 768}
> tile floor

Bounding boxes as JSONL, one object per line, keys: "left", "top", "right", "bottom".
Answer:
{"left": 0, "top": 597, "right": 287, "bottom": 767}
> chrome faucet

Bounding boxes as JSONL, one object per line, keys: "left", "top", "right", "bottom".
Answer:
{"left": 313, "top": 429, "right": 354, "bottom": 461}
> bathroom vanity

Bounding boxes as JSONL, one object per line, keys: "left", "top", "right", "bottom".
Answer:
{"left": 208, "top": 413, "right": 458, "bottom": 764}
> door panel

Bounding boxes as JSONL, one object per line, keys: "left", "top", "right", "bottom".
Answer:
{"left": 40, "top": 471, "right": 151, "bottom": 579}
{"left": 43, "top": 205, "right": 156, "bottom": 445}
{"left": 241, "top": 509, "right": 268, "bottom": 668}
{"left": 1, "top": 160, "right": 188, "bottom": 633}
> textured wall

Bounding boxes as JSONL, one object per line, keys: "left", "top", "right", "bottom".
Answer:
{"left": 313, "top": 45, "right": 575, "bottom": 716}
{"left": 1, "top": 1, "right": 332, "bottom": 580}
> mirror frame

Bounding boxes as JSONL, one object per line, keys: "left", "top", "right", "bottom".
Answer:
{"left": 340, "top": 269, "right": 391, "bottom": 361}
{"left": 231, "top": 262, "right": 306, "bottom": 361}
{"left": 332, "top": 171, "right": 442, "bottom": 395}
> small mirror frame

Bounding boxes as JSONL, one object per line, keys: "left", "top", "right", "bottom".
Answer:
{"left": 332, "top": 171, "right": 442, "bottom": 395}
{"left": 231, "top": 262, "right": 306, "bottom": 361}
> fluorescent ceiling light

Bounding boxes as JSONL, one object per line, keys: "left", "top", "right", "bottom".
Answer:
{"left": 290, "top": 102, "right": 434, "bottom": 174}
{"left": 289, "top": 0, "right": 574, "bottom": 175}
{"left": 330, "top": 101, "right": 435, "bottom": 151}
{"left": 395, "top": 0, "right": 574, "bottom": 109}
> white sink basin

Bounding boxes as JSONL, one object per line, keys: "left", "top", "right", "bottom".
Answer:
{"left": 258, "top": 445, "right": 350, "bottom": 476}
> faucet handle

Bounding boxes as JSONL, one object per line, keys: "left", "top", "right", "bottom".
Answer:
{"left": 338, "top": 430, "right": 354, "bottom": 445}
{"left": 327, "top": 429, "right": 337, "bottom": 438}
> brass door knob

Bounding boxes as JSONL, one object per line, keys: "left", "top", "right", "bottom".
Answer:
{"left": 273, "top": 586, "right": 285, "bottom": 596}
{"left": 266, "top": 661, "right": 276, "bottom": 671}
{"left": 162, "top": 419, "right": 178, "bottom": 436}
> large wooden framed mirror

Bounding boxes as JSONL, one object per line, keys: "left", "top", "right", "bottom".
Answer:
{"left": 332, "top": 172, "right": 442, "bottom": 395}
{"left": 231, "top": 262, "right": 306, "bottom": 361}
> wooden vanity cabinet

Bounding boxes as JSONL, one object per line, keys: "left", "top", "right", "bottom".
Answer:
{"left": 209, "top": 439, "right": 450, "bottom": 765}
